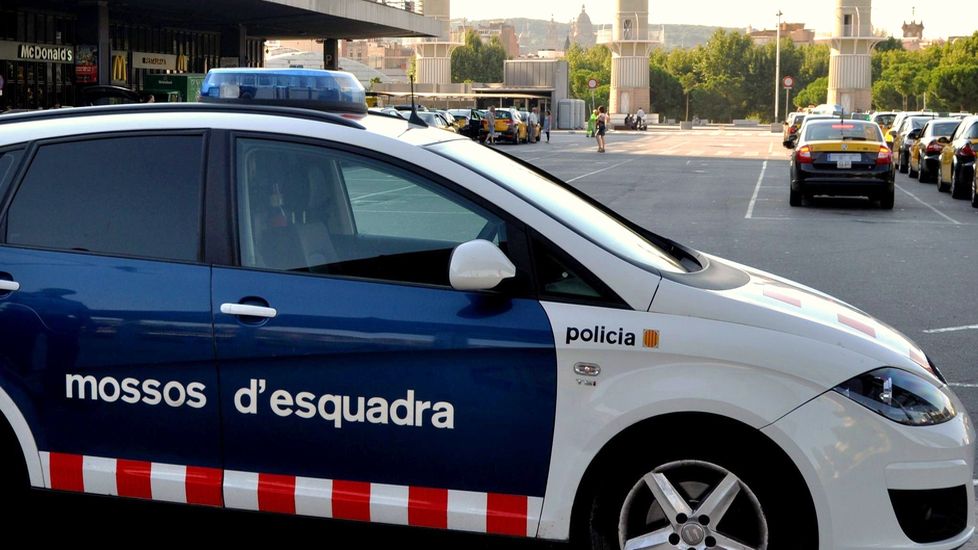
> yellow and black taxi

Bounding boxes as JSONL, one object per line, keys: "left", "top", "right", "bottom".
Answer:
{"left": 481, "top": 107, "right": 528, "bottom": 144}
{"left": 782, "top": 112, "right": 807, "bottom": 147}
{"left": 870, "top": 111, "right": 897, "bottom": 135}
{"left": 894, "top": 114, "right": 938, "bottom": 172}
{"left": 938, "top": 114, "right": 978, "bottom": 199}
{"left": 909, "top": 118, "right": 959, "bottom": 184}
{"left": 790, "top": 119, "right": 895, "bottom": 209}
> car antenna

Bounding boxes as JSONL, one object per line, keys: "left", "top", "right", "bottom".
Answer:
{"left": 407, "top": 74, "right": 427, "bottom": 127}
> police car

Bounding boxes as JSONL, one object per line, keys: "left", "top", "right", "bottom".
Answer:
{"left": 0, "top": 69, "right": 972, "bottom": 550}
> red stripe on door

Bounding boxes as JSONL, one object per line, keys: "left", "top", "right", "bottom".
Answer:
{"left": 838, "top": 314, "right": 877, "bottom": 338}
{"left": 332, "top": 480, "right": 371, "bottom": 521}
{"left": 258, "top": 473, "right": 296, "bottom": 514}
{"left": 185, "top": 466, "right": 223, "bottom": 506}
{"left": 408, "top": 486, "right": 448, "bottom": 529}
{"left": 49, "top": 452, "right": 84, "bottom": 492}
{"left": 486, "top": 493, "right": 528, "bottom": 536}
{"left": 116, "top": 459, "right": 152, "bottom": 499}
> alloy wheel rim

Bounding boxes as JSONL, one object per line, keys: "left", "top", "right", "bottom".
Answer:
{"left": 618, "top": 460, "right": 768, "bottom": 550}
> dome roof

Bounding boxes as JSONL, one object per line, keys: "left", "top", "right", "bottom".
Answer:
{"left": 576, "top": 5, "right": 592, "bottom": 26}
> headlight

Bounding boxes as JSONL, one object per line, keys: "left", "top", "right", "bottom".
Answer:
{"left": 834, "top": 367, "right": 956, "bottom": 426}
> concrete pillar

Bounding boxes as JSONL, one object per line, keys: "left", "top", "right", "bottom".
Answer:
{"left": 323, "top": 39, "right": 338, "bottom": 70}
{"left": 221, "top": 25, "right": 248, "bottom": 68}
{"left": 827, "top": 0, "right": 880, "bottom": 113}
{"left": 600, "top": 0, "right": 656, "bottom": 115}
{"left": 413, "top": 0, "right": 458, "bottom": 85}
{"left": 76, "top": 1, "right": 111, "bottom": 85}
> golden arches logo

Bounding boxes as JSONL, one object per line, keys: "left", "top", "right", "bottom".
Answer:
{"left": 112, "top": 54, "right": 127, "bottom": 82}
{"left": 176, "top": 54, "right": 189, "bottom": 72}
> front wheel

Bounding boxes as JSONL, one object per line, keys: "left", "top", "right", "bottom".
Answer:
{"left": 789, "top": 187, "right": 802, "bottom": 207}
{"left": 587, "top": 453, "right": 812, "bottom": 550}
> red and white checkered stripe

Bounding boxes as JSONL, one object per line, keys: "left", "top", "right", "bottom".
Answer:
{"left": 39, "top": 452, "right": 542, "bottom": 537}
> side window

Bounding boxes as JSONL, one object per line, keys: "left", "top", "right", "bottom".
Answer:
{"left": 531, "top": 236, "right": 621, "bottom": 305}
{"left": 236, "top": 138, "right": 509, "bottom": 287}
{"left": 6, "top": 135, "right": 203, "bottom": 261}
{"left": 968, "top": 123, "right": 978, "bottom": 140}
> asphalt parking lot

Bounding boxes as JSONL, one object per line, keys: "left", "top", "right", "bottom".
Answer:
{"left": 36, "top": 126, "right": 978, "bottom": 548}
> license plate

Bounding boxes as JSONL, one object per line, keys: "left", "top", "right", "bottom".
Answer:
{"left": 829, "top": 153, "right": 861, "bottom": 169}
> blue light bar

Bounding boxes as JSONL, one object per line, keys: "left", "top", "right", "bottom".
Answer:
{"left": 199, "top": 68, "right": 367, "bottom": 114}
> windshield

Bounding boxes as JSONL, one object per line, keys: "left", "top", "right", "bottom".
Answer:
{"left": 909, "top": 117, "right": 932, "bottom": 131}
{"left": 429, "top": 139, "right": 688, "bottom": 274}
{"left": 804, "top": 121, "right": 882, "bottom": 142}
{"left": 931, "top": 122, "right": 959, "bottom": 136}
{"left": 874, "top": 114, "right": 895, "bottom": 126}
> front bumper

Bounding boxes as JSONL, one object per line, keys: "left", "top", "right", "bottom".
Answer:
{"left": 762, "top": 389, "right": 975, "bottom": 549}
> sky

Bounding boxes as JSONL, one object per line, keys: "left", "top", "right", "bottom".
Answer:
{"left": 449, "top": 0, "right": 974, "bottom": 40}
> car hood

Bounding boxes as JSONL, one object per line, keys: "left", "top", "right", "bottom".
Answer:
{"left": 651, "top": 255, "right": 939, "bottom": 387}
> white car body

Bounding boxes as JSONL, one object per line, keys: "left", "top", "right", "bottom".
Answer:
{"left": 0, "top": 104, "right": 973, "bottom": 550}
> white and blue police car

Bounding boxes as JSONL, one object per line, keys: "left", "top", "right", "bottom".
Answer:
{"left": 0, "top": 69, "right": 972, "bottom": 550}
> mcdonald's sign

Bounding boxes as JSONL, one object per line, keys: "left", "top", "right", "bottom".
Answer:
{"left": 111, "top": 52, "right": 128, "bottom": 83}
{"left": 176, "top": 54, "right": 189, "bottom": 73}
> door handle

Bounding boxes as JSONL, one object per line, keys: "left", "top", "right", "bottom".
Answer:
{"left": 0, "top": 280, "right": 20, "bottom": 292}
{"left": 220, "top": 303, "right": 277, "bottom": 319}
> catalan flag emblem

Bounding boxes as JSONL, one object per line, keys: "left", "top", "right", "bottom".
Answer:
{"left": 643, "top": 329, "right": 659, "bottom": 348}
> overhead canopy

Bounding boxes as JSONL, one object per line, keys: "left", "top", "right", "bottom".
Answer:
{"left": 17, "top": 0, "right": 441, "bottom": 39}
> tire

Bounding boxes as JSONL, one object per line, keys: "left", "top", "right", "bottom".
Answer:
{"left": 789, "top": 187, "right": 802, "bottom": 207}
{"left": 972, "top": 175, "right": 978, "bottom": 208}
{"left": 880, "top": 188, "right": 895, "bottom": 209}
{"left": 937, "top": 178, "right": 949, "bottom": 192}
{"left": 0, "top": 417, "right": 30, "bottom": 519}
{"left": 951, "top": 165, "right": 969, "bottom": 199}
{"left": 899, "top": 152, "right": 909, "bottom": 174}
{"left": 584, "top": 435, "right": 816, "bottom": 550}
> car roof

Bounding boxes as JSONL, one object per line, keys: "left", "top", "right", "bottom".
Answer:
{"left": 0, "top": 103, "right": 467, "bottom": 149}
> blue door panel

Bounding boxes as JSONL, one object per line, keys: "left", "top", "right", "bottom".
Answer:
{"left": 0, "top": 247, "right": 219, "bottom": 467}
{"left": 213, "top": 268, "right": 557, "bottom": 496}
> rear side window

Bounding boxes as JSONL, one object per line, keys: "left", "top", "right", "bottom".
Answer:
{"left": 6, "top": 135, "right": 204, "bottom": 261}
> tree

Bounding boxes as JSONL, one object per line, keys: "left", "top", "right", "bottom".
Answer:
{"left": 566, "top": 44, "right": 612, "bottom": 111}
{"left": 875, "top": 37, "right": 904, "bottom": 52}
{"left": 928, "top": 64, "right": 978, "bottom": 112}
{"left": 450, "top": 30, "right": 506, "bottom": 83}
{"left": 794, "top": 76, "right": 827, "bottom": 109}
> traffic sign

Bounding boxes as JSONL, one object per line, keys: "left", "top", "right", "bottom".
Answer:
{"left": 587, "top": 78, "right": 598, "bottom": 90}
{"left": 783, "top": 76, "right": 795, "bottom": 89}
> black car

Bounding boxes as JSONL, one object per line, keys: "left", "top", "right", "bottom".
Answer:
{"left": 789, "top": 119, "right": 895, "bottom": 209}
{"left": 895, "top": 115, "right": 937, "bottom": 174}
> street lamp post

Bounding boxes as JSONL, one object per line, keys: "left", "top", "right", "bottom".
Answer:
{"left": 774, "top": 10, "right": 783, "bottom": 122}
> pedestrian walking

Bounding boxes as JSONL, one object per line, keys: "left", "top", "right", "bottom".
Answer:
{"left": 486, "top": 105, "right": 497, "bottom": 145}
{"left": 543, "top": 109, "right": 552, "bottom": 143}
{"left": 528, "top": 107, "right": 539, "bottom": 143}
{"left": 596, "top": 105, "right": 608, "bottom": 153}
{"left": 587, "top": 109, "right": 597, "bottom": 138}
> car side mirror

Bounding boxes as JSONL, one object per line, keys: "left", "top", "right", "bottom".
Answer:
{"left": 908, "top": 130, "right": 921, "bottom": 140}
{"left": 938, "top": 136, "right": 950, "bottom": 144}
{"left": 783, "top": 140, "right": 795, "bottom": 149}
{"left": 449, "top": 239, "right": 516, "bottom": 291}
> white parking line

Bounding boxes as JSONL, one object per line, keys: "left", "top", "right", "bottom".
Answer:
{"left": 895, "top": 183, "right": 962, "bottom": 225}
{"left": 923, "top": 324, "right": 978, "bottom": 334}
{"left": 565, "top": 159, "right": 636, "bottom": 183}
{"left": 950, "top": 382, "right": 978, "bottom": 389}
{"left": 745, "top": 160, "right": 769, "bottom": 219}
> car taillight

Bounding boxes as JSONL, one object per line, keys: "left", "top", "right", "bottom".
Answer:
{"left": 961, "top": 143, "right": 976, "bottom": 158}
{"left": 796, "top": 145, "right": 813, "bottom": 164}
{"left": 876, "top": 146, "right": 893, "bottom": 165}
{"left": 789, "top": 126, "right": 797, "bottom": 134}
{"left": 926, "top": 141, "right": 944, "bottom": 154}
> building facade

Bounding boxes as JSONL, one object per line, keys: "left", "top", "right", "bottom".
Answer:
{"left": 1, "top": 0, "right": 437, "bottom": 110}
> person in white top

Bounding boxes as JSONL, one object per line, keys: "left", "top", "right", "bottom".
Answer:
{"left": 528, "top": 107, "right": 539, "bottom": 143}
{"left": 636, "top": 107, "right": 645, "bottom": 128}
